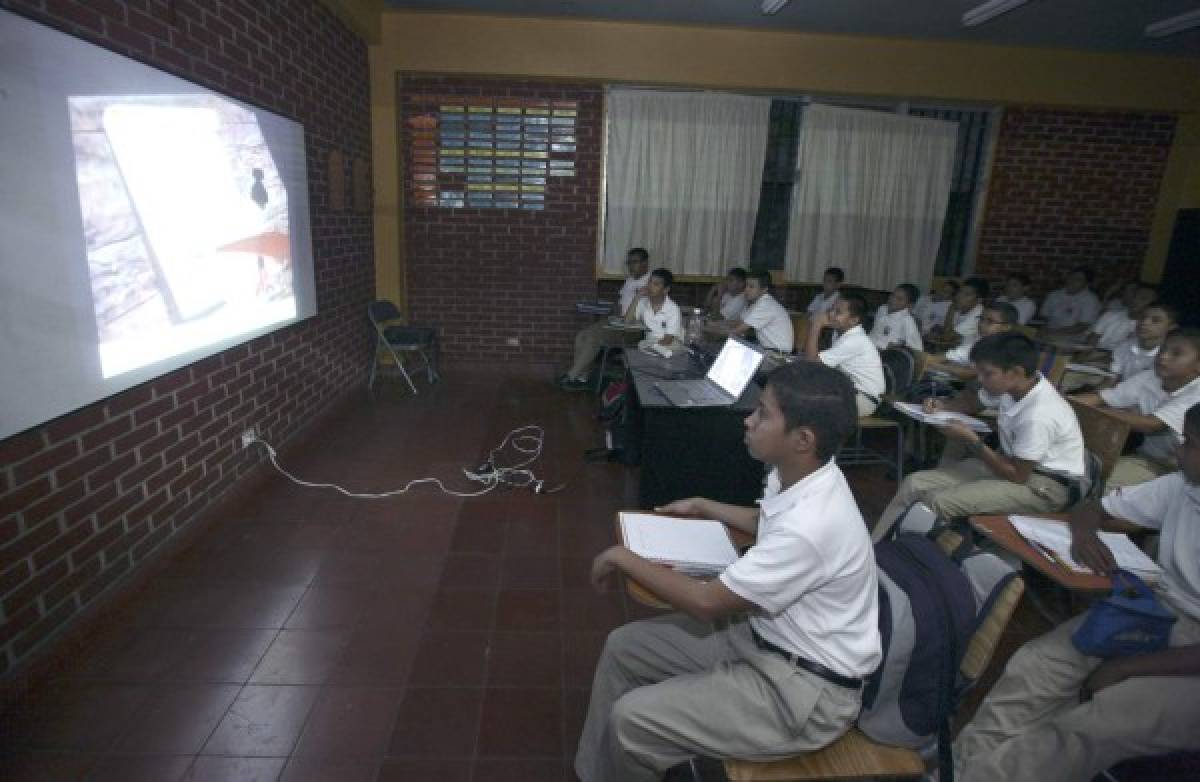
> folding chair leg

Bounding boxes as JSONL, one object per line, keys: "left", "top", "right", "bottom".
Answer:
{"left": 595, "top": 347, "right": 609, "bottom": 393}
{"left": 897, "top": 425, "right": 905, "bottom": 483}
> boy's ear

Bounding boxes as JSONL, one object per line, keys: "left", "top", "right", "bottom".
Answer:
{"left": 788, "top": 425, "right": 819, "bottom": 455}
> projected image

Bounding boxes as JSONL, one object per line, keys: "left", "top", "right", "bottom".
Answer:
{"left": 69, "top": 95, "right": 296, "bottom": 378}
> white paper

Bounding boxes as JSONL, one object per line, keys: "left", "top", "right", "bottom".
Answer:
{"left": 892, "top": 402, "right": 992, "bottom": 433}
{"left": 619, "top": 513, "right": 738, "bottom": 573}
{"left": 1065, "top": 363, "right": 1116, "bottom": 378}
{"left": 1008, "top": 515, "right": 1162, "bottom": 581}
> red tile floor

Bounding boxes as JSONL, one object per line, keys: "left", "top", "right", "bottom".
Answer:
{"left": 0, "top": 368, "right": 1049, "bottom": 781}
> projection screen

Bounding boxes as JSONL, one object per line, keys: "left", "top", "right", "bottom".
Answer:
{"left": 0, "top": 10, "right": 317, "bottom": 440}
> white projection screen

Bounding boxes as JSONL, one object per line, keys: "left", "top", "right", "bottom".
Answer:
{"left": 0, "top": 10, "right": 317, "bottom": 440}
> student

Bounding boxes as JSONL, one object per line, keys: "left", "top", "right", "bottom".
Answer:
{"left": 1085, "top": 282, "right": 1156, "bottom": 351}
{"left": 926, "top": 302, "right": 1019, "bottom": 380}
{"left": 731, "top": 269, "right": 794, "bottom": 353}
{"left": 1071, "top": 329, "right": 1200, "bottom": 488}
{"left": 935, "top": 276, "right": 988, "bottom": 347}
{"left": 807, "top": 293, "right": 886, "bottom": 416}
{"left": 805, "top": 266, "right": 844, "bottom": 316}
{"left": 913, "top": 279, "right": 959, "bottom": 337}
{"left": 868, "top": 284, "right": 924, "bottom": 351}
{"left": 951, "top": 402, "right": 1200, "bottom": 782}
{"left": 1041, "top": 266, "right": 1102, "bottom": 335}
{"left": 574, "top": 362, "right": 880, "bottom": 782}
{"left": 704, "top": 267, "right": 748, "bottom": 320}
{"left": 1110, "top": 302, "right": 1178, "bottom": 381}
{"left": 628, "top": 268, "right": 684, "bottom": 348}
{"left": 559, "top": 248, "right": 650, "bottom": 389}
{"left": 994, "top": 272, "right": 1037, "bottom": 326}
{"left": 873, "top": 333, "right": 1086, "bottom": 541}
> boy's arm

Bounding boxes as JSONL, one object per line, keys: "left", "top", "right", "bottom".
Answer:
{"left": 623, "top": 292, "right": 642, "bottom": 322}
{"left": 939, "top": 423, "right": 1031, "bottom": 483}
{"left": 656, "top": 497, "right": 759, "bottom": 536}
{"left": 591, "top": 547, "right": 755, "bottom": 621}
{"left": 1067, "top": 499, "right": 1146, "bottom": 575}
{"left": 1083, "top": 645, "right": 1200, "bottom": 701}
{"left": 803, "top": 312, "right": 827, "bottom": 358}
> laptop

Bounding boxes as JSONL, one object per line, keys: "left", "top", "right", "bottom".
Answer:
{"left": 654, "top": 336, "right": 766, "bottom": 407}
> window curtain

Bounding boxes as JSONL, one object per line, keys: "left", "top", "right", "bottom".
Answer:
{"left": 602, "top": 89, "right": 771, "bottom": 276}
{"left": 783, "top": 104, "right": 958, "bottom": 290}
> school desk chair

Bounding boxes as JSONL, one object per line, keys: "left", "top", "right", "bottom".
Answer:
{"left": 367, "top": 299, "right": 440, "bottom": 394}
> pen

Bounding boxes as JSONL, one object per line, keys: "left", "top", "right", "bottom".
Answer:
{"left": 1031, "top": 541, "right": 1065, "bottom": 569}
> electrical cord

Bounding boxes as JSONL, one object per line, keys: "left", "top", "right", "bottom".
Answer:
{"left": 248, "top": 424, "right": 564, "bottom": 498}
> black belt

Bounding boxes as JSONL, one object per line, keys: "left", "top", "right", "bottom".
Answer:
{"left": 750, "top": 627, "right": 863, "bottom": 689}
{"left": 1032, "top": 468, "right": 1082, "bottom": 508}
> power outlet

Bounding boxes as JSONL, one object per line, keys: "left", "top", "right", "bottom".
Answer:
{"left": 241, "top": 428, "right": 258, "bottom": 448}
{"left": 505, "top": 337, "right": 520, "bottom": 347}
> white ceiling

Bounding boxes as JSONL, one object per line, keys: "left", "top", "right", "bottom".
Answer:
{"left": 383, "top": 0, "right": 1200, "bottom": 57}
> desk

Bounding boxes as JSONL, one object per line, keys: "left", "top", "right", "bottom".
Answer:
{"left": 624, "top": 347, "right": 766, "bottom": 510}
{"left": 969, "top": 514, "right": 1111, "bottom": 592}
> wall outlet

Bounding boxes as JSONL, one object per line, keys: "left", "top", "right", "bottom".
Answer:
{"left": 505, "top": 337, "right": 520, "bottom": 347}
{"left": 241, "top": 428, "right": 258, "bottom": 448}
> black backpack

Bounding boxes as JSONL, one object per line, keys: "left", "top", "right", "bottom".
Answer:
{"left": 880, "top": 346, "right": 918, "bottom": 398}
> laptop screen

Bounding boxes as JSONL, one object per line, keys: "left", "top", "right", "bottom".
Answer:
{"left": 707, "top": 337, "right": 766, "bottom": 398}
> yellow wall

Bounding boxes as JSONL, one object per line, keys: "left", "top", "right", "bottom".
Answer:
{"left": 1145, "top": 114, "right": 1200, "bottom": 282}
{"left": 370, "top": 11, "right": 1200, "bottom": 303}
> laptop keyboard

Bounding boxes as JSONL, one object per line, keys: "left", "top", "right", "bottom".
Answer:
{"left": 684, "top": 382, "right": 727, "bottom": 405}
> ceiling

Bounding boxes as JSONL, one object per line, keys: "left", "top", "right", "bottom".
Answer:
{"left": 382, "top": 0, "right": 1200, "bottom": 57}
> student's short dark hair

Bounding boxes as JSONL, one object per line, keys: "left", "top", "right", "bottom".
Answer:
{"left": 963, "top": 276, "right": 991, "bottom": 300}
{"left": 987, "top": 302, "right": 1020, "bottom": 325}
{"left": 627, "top": 248, "right": 649, "bottom": 263}
{"left": 651, "top": 268, "right": 673, "bottom": 289}
{"left": 747, "top": 269, "right": 773, "bottom": 289}
{"left": 1006, "top": 272, "right": 1031, "bottom": 287}
{"left": 765, "top": 362, "right": 858, "bottom": 462}
{"left": 1165, "top": 327, "right": 1200, "bottom": 355}
{"left": 1146, "top": 301, "right": 1181, "bottom": 324}
{"left": 1185, "top": 403, "right": 1200, "bottom": 437}
{"left": 727, "top": 267, "right": 747, "bottom": 281}
{"left": 840, "top": 292, "right": 868, "bottom": 321}
{"left": 969, "top": 333, "right": 1038, "bottom": 376}
{"left": 824, "top": 267, "right": 845, "bottom": 283}
{"left": 897, "top": 284, "right": 919, "bottom": 306}
{"left": 1068, "top": 266, "right": 1095, "bottom": 283}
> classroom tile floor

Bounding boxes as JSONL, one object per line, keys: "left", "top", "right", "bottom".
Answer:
{"left": 0, "top": 367, "right": 1050, "bottom": 781}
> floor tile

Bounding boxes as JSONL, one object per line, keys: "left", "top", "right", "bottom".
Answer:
{"left": 424, "top": 588, "right": 496, "bottom": 632}
{"left": 560, "top": 589, "right": 625, "bottom": 632}
{"left": 291, "top": 686, "right": 402, "bottom": 758}
{"left": 473, "top": 756, "right": 566, "bottom": 782}
{"left": 486, "top": 632, "right": 562, "bottom": 688}
{"left": 325, "top": 626, "right": 420, "bottom": 685}
{"left": 562, "top": 632, "right": 608, "bottom": 689}
{"left": 407, "top": 631, "right": 491, "bottom": 687}
{"left": 0, "top": 751, "right": 96, "bottom": 781}
{"left": 562, "top": 688, "right": 591, "bottom": 760}
{"left": 201, "top": 685, "right": 319, "bottom": 756}
{"left": 184, "top": 755, "right": 287, "bottom": 781}
{"left": 115, "top": 683, "right": 241, "bottom": 753}
{"left": 284, "top": 585, "right": 371, "bottom": 630}
{"left": 164, "top": 629, "right": 278, "bottom": 683}
{"left": 249, "top": 629, "right": 351, "bottom": 685}
{"left": 375, "top": 757, "right": 471, "bottom": 782}
{"left": 438, "top": 553, "right": 501, "bottom": 590}
{"left": 477, "top": 687, "right": 562, "bottom": 756}
{"left": 89, "top": 755, "right": 193, "bottom": 782}
{"left": 387, "top": 687, "right": 483, "bottom": 757}
{"left": 495, "top": 589, "right": 560, "bottom": 632}
{"left": 10, "top": 681, "right": 151, "bottom": 752}
{"left": 279, "top": 757, "right": 379, "bottom": 782}
{"left": 312, "top": 551, "right": 383, "bottom": 587}
{"left": 500, "top": 555, "right": 560, "bottom": 590}
{"left": 449, "top": 516, "right": 505, "bottom": 554}
{"left": 503, "top": 518, "right": 559, "bottom": 557}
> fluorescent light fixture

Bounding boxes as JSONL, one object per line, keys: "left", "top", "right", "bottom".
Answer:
{"left": 962, "top": 0, "right": 1029, "bottom": 27}
{"left": 761, "top": 0, "right": 789, "bottom": 15}
{"left": 1145, "top": 8, "right": 1200, "bottom": 38}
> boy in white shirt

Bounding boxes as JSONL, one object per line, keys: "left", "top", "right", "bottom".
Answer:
{"left": 704, "top": 267, "right": 748, "bottom": 320}
{"left": 806, "top": 293, "right": 886, "bottom": 416}
{"left": 933, "top": 277, "right": 988, "bottom": 348}
{"left": 805, "top": 266, "right": 844, "bottom": 316}
{"left": 1110, "top": 302, "right": 1178, "bottom": 381}
{"left": 628, "top": 268, "right": 684, "bottom": 347}
{"left": 913, "top": 279, "right": 959, "bottom": 337}
{"left": 869, "top": 284, "right": 924, "bottom": 351}
{"left": 560, "top": 248, "right": 650, "bottom": 389}
{"left": 994, "top": 272, "right": 1037, "bottom": 325}
{"left": 926, "top": 302, "right": 1018, "bottom": 380}
{"left": 731, "top": 270, "right": 794, "bottom": 353}
{"left": 873, "top": 333, "right": 1087, "bottom": 541}
{"left": 952, "top": 403, "right": 1200, "bottom": 782}
{"left": 1041, "top": 266, "right": 1102, "bottom": 335}
{"left": 1071, "top": 329, "right": 1200, "bottom": 487}
{"left": 575, "top": 362, "right": 880, "bottom": 782}
{"left": 1085, "top": 282, "right": 1156, "bottom": 351}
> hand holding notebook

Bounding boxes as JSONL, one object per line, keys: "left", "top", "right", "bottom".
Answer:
{"left": 618, "top": 512, "right": 739, "bottom": 578}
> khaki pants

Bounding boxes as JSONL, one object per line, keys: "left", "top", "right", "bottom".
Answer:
{"left": 574, "top": 614, "right": 862, "bottom": 782}
{"left": 1107, "top": 454, "right": 1172, "bottom": 490}
{"left": 568, "top": 322, "right": 633, "bottom": 380}
{"left": 954, "top": 609, "right": 1200, "bottom": 782}
{"left": 872, "top": 457, "right": 1068, "bottom": 542}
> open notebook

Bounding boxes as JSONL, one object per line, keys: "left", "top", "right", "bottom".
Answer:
{"left": 619, "top": 512, "right": 739, "bottom": 578}
{"left": 1008, "top": 515, "right": 1162, "bottom": 582}
{"left": 892, "top": 402, "right": 992, "bottom": 434}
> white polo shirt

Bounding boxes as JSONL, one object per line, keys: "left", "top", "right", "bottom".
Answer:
{"left": 618, "top": 272, "right": 651, "bottom": 314}
{"left": 1041, "top": 288, "right": 1102, "bottom": 330}
{"left": 978, "top": 375, "right": 1086, "bottom": 476}
{"left": 1103, "top": 473, "right": 1200, "bottom": 622}
{"left": 913, "top": 296, "right": 951, "bottom": 336}
{"left": 1110, "top": 339, "right": 1160, "bottom": 380}
{"left": 743, "top": 292, "right": 794, "bottom": 353}
{"left": 806, "top": 290, "right": 839, "bottom": 315}
{"left": 1100, "top": 371, "right": 1200, "bottom": 465}
{"left": 1089, "top": 308, "right": 1135, "bottom": 351}
{"left": 719, "top": 291, "right": 748, "bottom": 321}
{"left": 820, "top": 325, "right": 886, "bottom": 400}
{"left": 944, "top": 338, "right": 977, "bottom": 365}
{"left": 635, "top": 295, "right": 683, "bottom": 341}
{"left": 952, "top": 304, "right": 983, "bottom": 345}
{"left": 995, "top": 295, "right": 1037, "bottom": 325}
{"left": 869, "top": 306, "right": 924, "bottom": 351}
{"left": 720, "top": 462, "right": 881, "bottom": 678}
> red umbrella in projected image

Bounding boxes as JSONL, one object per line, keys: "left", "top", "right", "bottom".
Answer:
{"left": 217, "top": 230, "right": 292, "bottom": 296}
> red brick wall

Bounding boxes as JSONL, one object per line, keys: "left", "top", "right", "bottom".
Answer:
{"left": 0, "top": 1, "right": 373, "bottom": 673}
{"left": 402, "top": 77, "right": 602, "bottom": 364}
{"left": 975, "top": 107, "right": 1176, "bottom": 296}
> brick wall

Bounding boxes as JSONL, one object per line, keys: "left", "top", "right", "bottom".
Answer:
{"left": 975, "top": 107, "right": 1176, "bottom": 296}
{"left": 402, "top": 77, "right": 602, "bottom": 364}
{"left": 0, "top": 1, "right": 373, "bottom": 673}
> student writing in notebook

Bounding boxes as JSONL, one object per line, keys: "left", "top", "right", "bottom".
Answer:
{"left": 952, "top": 402, "right": 1200, "bottom": 782}
{"left": 575, "top": 363, "right": 880, "bottom": 782}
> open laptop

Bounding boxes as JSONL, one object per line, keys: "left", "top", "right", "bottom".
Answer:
{"left": 654, "top": 336, "right": 766, "bottom": 407}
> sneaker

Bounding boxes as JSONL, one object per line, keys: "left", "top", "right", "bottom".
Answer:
{"left": 560, "top": 377, "right": 592, "bottom": 392}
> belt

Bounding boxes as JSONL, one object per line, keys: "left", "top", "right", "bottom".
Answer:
{"left": 1032, "top": 468, "right": 1082, "bottom": 508}
{"left": 750, "top": 627, "right": 863, "bottom": 689}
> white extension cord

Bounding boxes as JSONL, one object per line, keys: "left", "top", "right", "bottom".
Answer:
{"left": 248, "top": 424, "right": 563, "bottom": 499}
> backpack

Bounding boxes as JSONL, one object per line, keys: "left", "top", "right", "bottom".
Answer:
{"left": 880, "top": 346, "right": 918, "bottom": 398}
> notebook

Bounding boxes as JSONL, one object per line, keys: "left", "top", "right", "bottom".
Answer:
{"left": 619, "top": 512, "right": 739, "bottom": 577}
{"left": 892, "top": 402, "right": 992, "bottom": 433}
{"left": 1008, "top": 515, "right": 1163, "bottom": 582}
{"left": 653, "top": 336, "right": 765, "bottom": 407}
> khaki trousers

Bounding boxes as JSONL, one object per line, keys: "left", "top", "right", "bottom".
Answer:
{"left": 568, "top": 322, "right": 631, "bottom": 380}
{"left": 954, "top": 609, "right": 1200, "bottom": 782}
{"left": 1107, "top": 454, "right": 1172, "bottom": 490}
{"left": 872, "top": 457, "right": 1068, "bottom": 542}
{"left": 574, "top": 614, "right": 862, "bottom": 782}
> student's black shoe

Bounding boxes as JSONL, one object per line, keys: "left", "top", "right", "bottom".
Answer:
{"left": 560, "top": 377, "right": 591, "bottom": 392}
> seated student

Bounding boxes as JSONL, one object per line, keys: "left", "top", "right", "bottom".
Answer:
{"left": 1041, "top": 266, "right": 1103, "bottom": 336}
{"left": 913, "top": 279, "right": 959, "bottom": 337}
{"left": 704, "top": 267, "right": 748, "bottom": 321}
{"left": 1085, "top": 281, "right": 1156, "bottom": 352}
{"left": 868, "top": 283, "right": 924, "bottom": 351}
{"left": 873, "top": 333, "right": 1086, "bottom": 541}
{"left": 1111, "top": 301, "right": 1178, "bottom": 381}
{"left": 926, "top": 302, "right": 1019, "bottom": 380}
{"left": 559, "top": 248, "right": 650, "bottom": 389}
{"left": 574, "top": 362, "right": 880, "bottom": 782}
{"left": 932, "top": 276, "right": 988, "bottom": 347}
{"left": 1071, "top": 328, "right": 1200, "bottom": 488}
{"left": 805, "top": 266, "right": 844, "bottom": 316}
{"left": 729, "top": 269, "right": 794, "bottom": 353}
{"left": 952, "top": 402, "right": 1200, "bottom": 782}
{"left": 994, "top": 272, "right": 1037, "bottom": 326}
{"left": 806, "top": 293, "right": 886, "bottom": 416}
{"left": 630, "top": 267, "right": 684, "bottom": 348}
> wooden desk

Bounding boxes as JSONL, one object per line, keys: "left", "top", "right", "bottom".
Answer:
{"left": 969, "top": 514, "right": 1111, "bottom": 592}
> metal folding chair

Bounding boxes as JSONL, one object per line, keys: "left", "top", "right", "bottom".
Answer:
{"left": 367, "top": 300, "right": 439, "bottom": 394}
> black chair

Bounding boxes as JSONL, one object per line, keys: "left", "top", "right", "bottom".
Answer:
{"left": 367, "top": 300, "right": 439, "bottom": 393}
